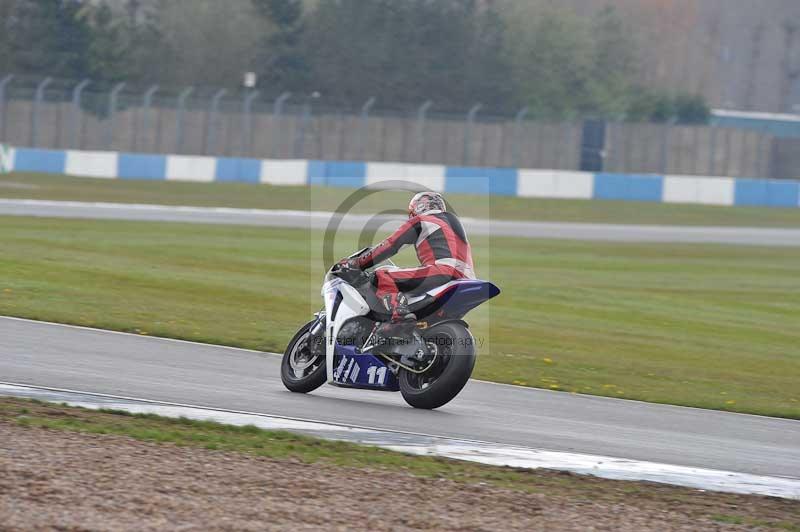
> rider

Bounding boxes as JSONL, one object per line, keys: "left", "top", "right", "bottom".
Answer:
{"left": 339, "top": 191, "right": 475, "bottom": 328}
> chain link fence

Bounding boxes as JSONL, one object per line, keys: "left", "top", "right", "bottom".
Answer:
{"left": 0, "top": 75, "right": 776, "bottom": 178}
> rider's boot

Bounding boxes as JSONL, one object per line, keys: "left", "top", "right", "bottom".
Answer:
{"left": 376, "top": 293, "right": 416, "bottom": 338}
{"left": 374, "top": 293, "right": 429, "bottom": 366}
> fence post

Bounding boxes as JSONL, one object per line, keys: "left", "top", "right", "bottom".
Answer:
{"left": 415, "top": 100, "right": 433, "bottom": 162}
{"left": 708, "top": 124, "right": 718, "bottom": 176}
{"left": 271, "top": 92, "right": 292, "bottom": 158}
{"left": 135, "top": 85, "right": 159, "bottom": 152}
{"left": 512, "top": 106, "right": 529, "bottom": 168}
{"left": 463, "top": 103, "right": 483, "bottom": 165}
{"left": 204, "top": 89, "right": 227, "bottom": 155}
{"left": 357, "top": 96, "right": 376, "bottom": 160}
{"left": 614, "top": 118, "right": 627, "bottom": 173}
{"left": 273, "top": 91, "right": 292, "bottom": 117}
{"left": 0, "top": 75, "right": 13, "bottom": 142}
{"left": 31, "top": 77, "right": 52, "bottom": 147}
{"left": 755, "top": 127, "right": 766, "bottom": 178}
{"left": 242, "top": 90, "right": 260, "bottom": 156}
{"left": 175, "top": 86, "right": 194, "bottom": 153}
{"left": 105, "top": 82, "right": 126, "bottom": 150}
{"left": 660, "top": 118, "right": 676, "bottom": 174}
{"left": 70, "top": 79, "right": 90, "bottom": 149}
{"left": 294, "top": 100, "right": 312, "bottom": 159}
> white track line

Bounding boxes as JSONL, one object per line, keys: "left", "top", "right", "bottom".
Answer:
{"left": 1, "top": 382, "right": 798, "bottom": 500}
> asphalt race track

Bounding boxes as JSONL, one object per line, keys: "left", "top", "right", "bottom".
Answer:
{"left": 1, "top": 198, "right": 799, "bottom": 246}
{"left": 2, "top": 316, "right": 799, "bottom": 480}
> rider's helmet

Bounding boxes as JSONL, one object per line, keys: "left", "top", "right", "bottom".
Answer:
{"left": 408, "top": 191, "right": 446, "bottom": 218}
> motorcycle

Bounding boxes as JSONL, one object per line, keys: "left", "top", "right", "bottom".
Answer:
{"left": 281, "top": 248, "right": 500, "bottom": 409}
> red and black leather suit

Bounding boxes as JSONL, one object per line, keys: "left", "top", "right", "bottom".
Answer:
{"left": 356, "top": 209, "right": 475, "bottom": 318}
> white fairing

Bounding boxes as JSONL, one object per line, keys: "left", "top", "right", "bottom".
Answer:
{"left": 322, "top": 278, "right": 370, "bottom": 383}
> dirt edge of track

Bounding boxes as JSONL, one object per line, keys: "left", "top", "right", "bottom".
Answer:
{"left": 1, "top": 400, "right": 798, "bottom": 531}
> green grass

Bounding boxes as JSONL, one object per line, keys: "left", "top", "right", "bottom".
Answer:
{"left": 712, "top": 514, "right": 800, "bottom": 531}
{"left": 3, "top": 171, "right": 800, "bottom": 227}
{"left": 1, "top": 216, "right": 799, "bottom": 418}
{"left": 3, "top": 397, "right": 800, "bottom": 531}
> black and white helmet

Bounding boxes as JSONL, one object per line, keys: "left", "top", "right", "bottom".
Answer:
{"left": 408, "top": 191, "right": 446, "bottom": 218}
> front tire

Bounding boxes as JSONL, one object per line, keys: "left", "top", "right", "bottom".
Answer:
{"left": 281, "top": 321, "right": 326, "bottom": 394}
{"left": 399, "top": 322, "right": 476, "bottom": 409}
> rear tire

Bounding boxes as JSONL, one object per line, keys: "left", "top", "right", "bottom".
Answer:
{"left": 281, "top": 321, "right": 326, "bottom": 394}
{"left": 399, "top": 322, "right": 476, "bottom": 409}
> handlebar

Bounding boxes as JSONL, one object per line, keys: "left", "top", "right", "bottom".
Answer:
{"left": 330, "top": 262, "right": 370, "bottom": 286}
{"left": 329, "top": 247, "right": 395, "bottom": 286}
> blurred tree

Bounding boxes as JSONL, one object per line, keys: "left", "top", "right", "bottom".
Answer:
{"left": 251, "top": 0, "right": 310, "bottom": 91}
{"left": 81, "top": 2, "right": 129, "bottom": 83}
{"left": 4, "top": 0, "right": 92, "bottom": 79}
{"left": 505, "top": 6, "right": 594, "bottom": 118}
{"left": 672, "top": 92, "right": 710, "bottom": 124}
{"left": 0, "top": 0, "right": 16, "bottom": 74}
{"left": 302, "top": 0, "right": 511, "bottom": 110}
{"left": 588, "top": 6, "right": 639, "bottom": 116}
{"left": 150, "top": 0, "right": 266, "bottom": 88}
{"left": 122, "top": 0, "right": 174, "bottom": 84}
{"left": 626, "top": 88, "right": 709, "bottom": 124}
{"left": 0, "top": 0, "right": 711, "bottom": 123}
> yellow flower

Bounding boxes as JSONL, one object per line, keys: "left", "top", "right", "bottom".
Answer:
{"left": 725, "top": 400, "right": 736, "bottom": 405}
{"left": 543, "top": 358, "right": 553, "bottom": 364}
{"left": 549, "top": 384, "right": 560, "bottom": 389}
{"left": 603, "top": 384, "right": 616, "bottom": 389}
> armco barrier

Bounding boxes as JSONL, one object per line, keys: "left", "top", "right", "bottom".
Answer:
{"left": 118, "top": 153, "right": 166, "bottom": 180}
{"left": 3, "top": 146, "right": 799, "bottom": 209}
{"left": 0, "top": 144, "right": 14, "bottom": 173}
{"left": 594, "top": 173, "right": 663, "bottom": 202}
{"left": 216, "top": 157, "right": 261, "bottom": 184}
{"left": 444, "top": 167, "right": 518, "bottom": 196}
{"left": 662, "top": 175, "right": 735, "bottom": 206}
{"left": 66, "top": 150, "right": 118, "bottom": 179}
{"left": 13, "top": 147, "right": 66, "bottom": 174}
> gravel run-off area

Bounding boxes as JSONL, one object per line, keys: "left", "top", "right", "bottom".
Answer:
{"left": 2, "top": 420, "right": 799, "bottom": 531}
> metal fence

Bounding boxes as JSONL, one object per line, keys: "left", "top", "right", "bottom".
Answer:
{"left": 0, "top": 75, "right": 775, "bottom": 178}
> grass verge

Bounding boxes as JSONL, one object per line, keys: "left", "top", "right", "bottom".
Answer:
{"left": 2, "top": 396, "right": 798, "bottom": 531}
{"left": 1, "top": 216, "right": 799, "bottom": 418}
{"left": 2, "top": 171, "right": 800, "bottom": 227}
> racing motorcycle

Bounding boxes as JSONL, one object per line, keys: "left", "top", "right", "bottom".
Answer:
{"left": 281, "top": 248, "right": 500, "bottom": 409}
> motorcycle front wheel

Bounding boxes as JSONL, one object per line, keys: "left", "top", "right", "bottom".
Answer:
{"left": 281, "top": 321, "right": 326, "bottom": 393}
{"left": 399, "top": 322, "right": 476, "bottom": 409}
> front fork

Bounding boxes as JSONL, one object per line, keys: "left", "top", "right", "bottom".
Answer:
{"left": 308, "top": 312, "right": 326, "bottom": 359}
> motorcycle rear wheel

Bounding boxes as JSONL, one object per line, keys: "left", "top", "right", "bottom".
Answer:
{"left": 281, "top": 321, "right": 326, "bottom": 393}
{"left": 399, "top": 322, "right": 476, "bottom": 409}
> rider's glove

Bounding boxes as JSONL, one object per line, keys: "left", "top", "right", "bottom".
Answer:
{"left": 336, "top": 258, "right": 361, "bottom": 271}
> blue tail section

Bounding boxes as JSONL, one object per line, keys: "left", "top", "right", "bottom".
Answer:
{"left": 425, "top": 280, "right": 500, "bottom": 321}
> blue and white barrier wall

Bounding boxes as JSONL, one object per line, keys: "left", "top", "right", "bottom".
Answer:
{"left": 2, "top": 146, "right": 799, "bottom": 208}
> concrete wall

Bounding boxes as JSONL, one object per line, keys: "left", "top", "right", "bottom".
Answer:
{"left": 0, "top": 97, "right": 777, "bottom": 179}
{"left": 771, "top": 139, "right": 800, "bottom": 180}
